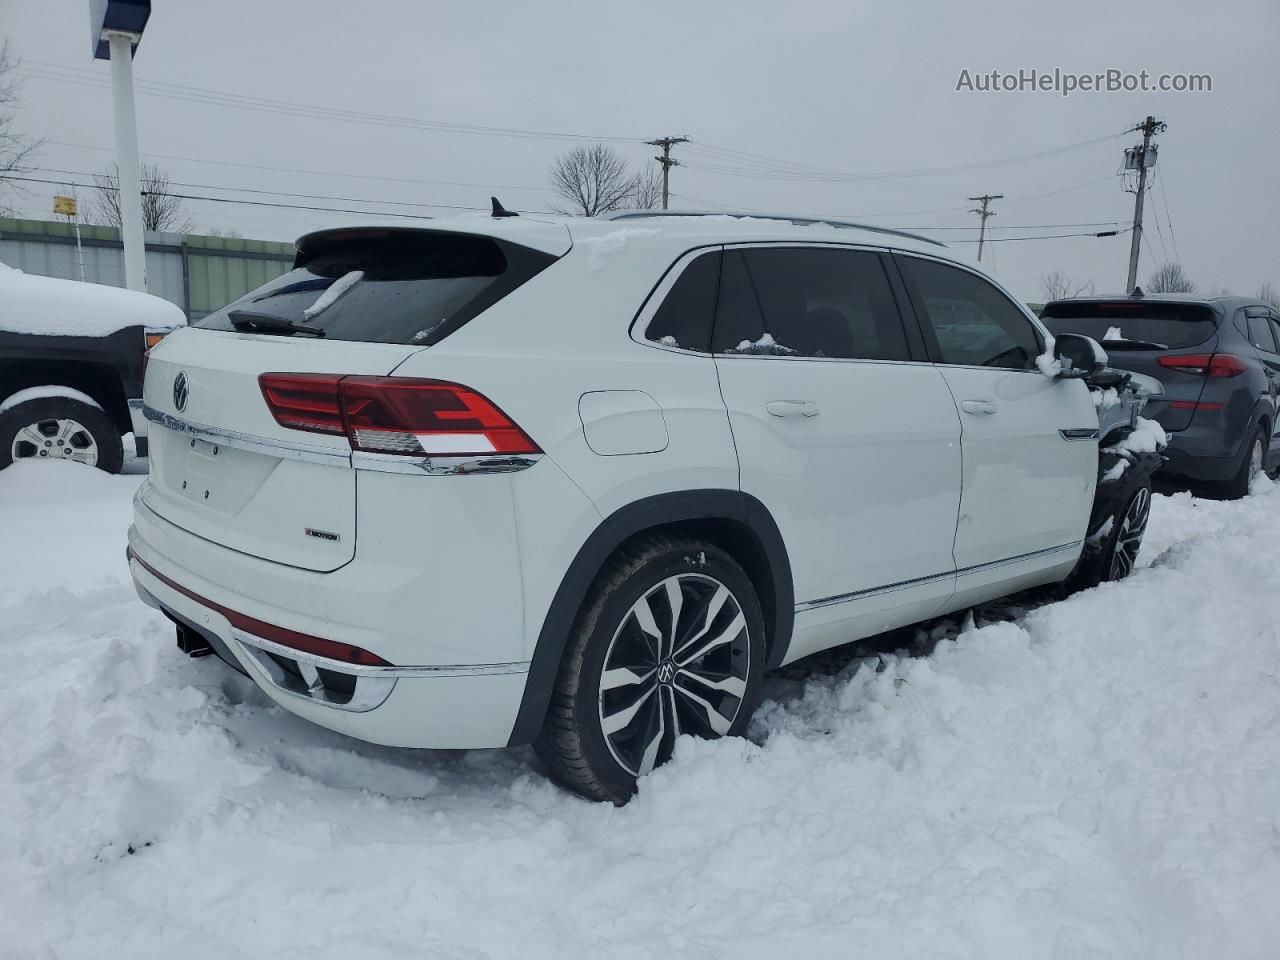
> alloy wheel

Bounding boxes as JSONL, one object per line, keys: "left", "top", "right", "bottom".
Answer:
{"left": 1249, "top": 438, "right": 1264, "bottom": 482}
{"left": 10, "top": 418, "right": 99, "bottom": 467}
{"left": 1109, "top": 486, "right": 1151, "bottom": 580}
{"left": 598, "top": 573, "right": 751, "bottom": 777}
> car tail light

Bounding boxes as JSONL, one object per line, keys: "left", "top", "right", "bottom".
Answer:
{"left": 259, "top": 373, "right": 345, "bottom": 434}
{"left": 259, "top": 374, "right": 539, "bottom": 457}
{"left": 1157, "top": 353, "right": 1247, "bottom": 377}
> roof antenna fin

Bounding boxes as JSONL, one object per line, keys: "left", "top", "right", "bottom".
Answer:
{"left": 1130, "top": 285, "right": 1145, "bottom": 298}
{"left": 491, "top": 196, "right": 519, "bottom": 218}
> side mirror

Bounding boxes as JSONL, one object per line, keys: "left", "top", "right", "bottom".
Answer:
{"left": 1052, "top": 333, "right": 1108, "bottom": 380}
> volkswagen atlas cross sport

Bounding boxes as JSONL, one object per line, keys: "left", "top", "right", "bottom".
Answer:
{"left": 1041, "top": 292, "right": 1280, "bottom": 499}
{"left": 129, "top": 209, "right": 1145, "bottom": 803}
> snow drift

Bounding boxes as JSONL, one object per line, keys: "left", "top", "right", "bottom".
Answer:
{"left": 0, "top": 462, "right": 1277, "bottom": 959}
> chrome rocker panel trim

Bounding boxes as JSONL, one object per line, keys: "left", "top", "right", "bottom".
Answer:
{"left": 142, "top": 403, "right": 541, "bottom": 476}
{"left": 795, "top": 541, "right": 1082, "bottom": 611}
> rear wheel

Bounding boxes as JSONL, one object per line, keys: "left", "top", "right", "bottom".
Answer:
{"left": 0, "top": 397, "right": 123, "bottom": 473}
{"left": 535, "top": 537, "right": 765, "bottom": 803}
{"left": 1215, "top": 426, "right": 1265, "bottom": 500}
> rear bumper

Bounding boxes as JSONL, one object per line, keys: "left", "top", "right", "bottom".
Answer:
{"left": 129, "top": 539, "right": 531, "bottom": 748}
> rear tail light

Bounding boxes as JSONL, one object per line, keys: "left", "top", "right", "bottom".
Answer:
{"left": 259, "top": 374, "right": 539, "bottom": 457}
{"left": 1157, "top": 353, "right": 1247, "bottom": 377}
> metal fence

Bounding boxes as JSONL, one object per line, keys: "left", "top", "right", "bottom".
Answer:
{"left": 0, "top": 217, "right": 296, "bottom": 320}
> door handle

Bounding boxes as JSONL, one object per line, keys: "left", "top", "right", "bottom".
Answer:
{"left": 766, "top": 400, "right": 820, "bottom": 418}
{"left": 960, "top": 400, "right": 997, "bottom": 416}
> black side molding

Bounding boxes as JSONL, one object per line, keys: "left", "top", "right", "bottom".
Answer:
{"left": 506, "top": 489, "right": 794, "bottom": 746}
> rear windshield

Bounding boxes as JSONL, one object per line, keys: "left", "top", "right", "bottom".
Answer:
{"left": 196, "top": 232, "right": 556, "bottom": 345}
{"left": 1040, "top": 301, "right": 1218, "bottom": 350}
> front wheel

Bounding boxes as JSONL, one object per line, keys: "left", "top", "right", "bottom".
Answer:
{"left": 1064, "top": 454, "right": 1156, "bottom": 593}
{"left": 0, "top": 396, "right": 124, "bottom": 473}
{"left": 535, "top": 537, "right": 765, "bottom": 803}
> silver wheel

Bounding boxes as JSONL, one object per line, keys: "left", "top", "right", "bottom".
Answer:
{"left": 598, "top": 573, "right": 751, "bottom": 777}
{"left": 1109, "top": 485, "right": 1151, "bottom": 580}
{"left": 1249, "top": 437, "right": 1264, "bottom": 482}
{"left": 10, "top": 417, "right": 99, "bottom": 467}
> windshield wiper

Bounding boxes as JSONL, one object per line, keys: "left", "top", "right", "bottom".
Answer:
{"left": 1099, "top": 338, "right": 1168, "bottom": 351}
{"left": 228, "top": 309, "right": 326, "bottom": 337}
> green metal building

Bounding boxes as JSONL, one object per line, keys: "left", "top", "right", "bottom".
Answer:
{"left": 0, "top": 217, "right": 295, "bottom": 320}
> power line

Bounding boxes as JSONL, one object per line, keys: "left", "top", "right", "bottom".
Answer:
{"left": 1, "top": 173, "right": 461, "bottom": 218}
{"left": 951, "top": 227, "right": 1131, "bottom": 244}
{"left": 1157, "top": 169, "right": 1182, "bottom": 264}
{"left": 21, "top": 62, "right": 647, "bottom": 144}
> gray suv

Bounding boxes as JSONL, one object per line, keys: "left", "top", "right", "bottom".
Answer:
{"left": 1041, "top": 293, "right": 1280, "bottom": 498}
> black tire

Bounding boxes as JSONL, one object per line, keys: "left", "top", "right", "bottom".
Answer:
{"left": 1214, "top": 426, "right": 1266, "bottom": 501}
{"left": 0, "top": 396, "right": 124, "bottom": 473}
{"left": 1064, "top": 452, "right": 1156, "bottom": 593}
{"left": 535, "top": 536, "right": 766, "bottom": 804}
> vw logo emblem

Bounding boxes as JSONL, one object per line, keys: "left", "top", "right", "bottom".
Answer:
{"left": 173, "top": 371, "right": 190, "bottom": 412}
{"left": 656, "top": 661, "right": 676, "bottom": 685}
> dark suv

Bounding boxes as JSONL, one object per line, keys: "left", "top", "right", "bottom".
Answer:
{"left": 1041, "top": 294, "right": 1280, "bottom": 498}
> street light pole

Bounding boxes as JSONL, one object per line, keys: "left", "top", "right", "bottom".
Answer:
{"left": 106, "top": 30, "right": 147, "bottom": 293}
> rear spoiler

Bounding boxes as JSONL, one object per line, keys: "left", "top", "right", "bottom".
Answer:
{"left": 295, "top": 220, "right": 572, "bottom": 263}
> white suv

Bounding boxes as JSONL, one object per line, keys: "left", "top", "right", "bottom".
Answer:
{"left": 129, "top": 210, "right": 1146, "bottom": 802}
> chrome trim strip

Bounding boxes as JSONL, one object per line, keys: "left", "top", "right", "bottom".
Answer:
{"left": 1060, "top": 428, "right": 1100, "bottom": 441}
{"left": 349, "top": 451, "right": 542, "bottom": 476}
{"left": 143, "top": 403, "right": 350, "bottom": 466}
{"left": 144, "top": 404, "right": 541, "bottom": 475}
{"left": 795, "top": 541, "right": 1082, "bottom": 611}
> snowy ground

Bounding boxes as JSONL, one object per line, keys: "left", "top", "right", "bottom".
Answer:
{"left": 1, "top": 462, "right": 1278, "bottom": 960}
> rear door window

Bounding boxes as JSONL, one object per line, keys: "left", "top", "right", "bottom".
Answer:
{"left": 1040, "top": 301, "right": 1218, "bottom": 350}
{"left": 898, "top": 256, "right": 1042, "bottom": 369}
{"left": 1247, "top": 314, "right": 1279, "bottom": 353}
{"left": 711, "top": 247, "right": 910, "bottom": 360}
{"left": 196, "top": 231, "right": 555, "bottom": 346}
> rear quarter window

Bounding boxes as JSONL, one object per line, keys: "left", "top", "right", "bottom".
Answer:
{"left": 196, "top": 231, "right": 555, "bottom": 346}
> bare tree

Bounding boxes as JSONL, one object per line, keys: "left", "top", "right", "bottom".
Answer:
{"left": 549, "top": 143, "right": 635, "bottom": 216}
{"left": 1257, "top": 283, "right": 1279, "bottom": 310}
{"left": 625, "top": 166, "right": 664, "bottom": 210}
{"left": 1147, "top": 262, "right": 1196, "bottom": 294}
{"left": 0, "top": 40, "right": 43, "bottom": 215}
{"left": 1039, "top": 270, "right": 1094, "bottom": 302}
{"left": 204, "top": 226, "right": 243, "bottom": 239}
{"left": 91, "top": 162, "right": 193, "bottom": 233}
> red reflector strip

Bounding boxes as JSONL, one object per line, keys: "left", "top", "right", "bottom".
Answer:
{"left": 129, "top": 550, "right": 391, "bottom": 667}
{"left": 1169, "top": 401, "right": 1225, "bottom": 411}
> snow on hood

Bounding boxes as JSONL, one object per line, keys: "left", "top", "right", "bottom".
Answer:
{"left": 0, "top": 266, "right": 187, "bottom": 337}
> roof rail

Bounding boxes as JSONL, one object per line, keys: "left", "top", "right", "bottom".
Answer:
{"left": 604, "top": 209, "right": 944, "bottom": 247}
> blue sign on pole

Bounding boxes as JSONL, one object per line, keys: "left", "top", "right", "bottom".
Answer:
{"left": 89, "top": 0, "right": 152, "bottom": 60}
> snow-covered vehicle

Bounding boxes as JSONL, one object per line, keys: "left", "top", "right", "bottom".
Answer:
{"left": 128, "top": 211, "right": 1166, "bottom": 803}
{"left": 0, "top": 263, "right": 185, "bottom": 472}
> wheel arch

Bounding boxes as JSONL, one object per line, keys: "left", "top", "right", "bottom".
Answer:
{"left": 0, "top": 358, "right": 131, "bottom": 435}
{"left": 507, "top": 488, "right": 794, "bottom": 746}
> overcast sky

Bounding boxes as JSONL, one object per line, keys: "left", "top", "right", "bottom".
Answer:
{"left": 2, "top": 0, "right": 1277, "bottom": 301}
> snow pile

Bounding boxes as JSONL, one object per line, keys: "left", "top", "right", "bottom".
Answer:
{"left": 728, "top": 331, "right": 797, "bottom": 355}
{"left": 302, "top": 270, "right": 363, "bottom": 319}
{"left": 0, "top": 267, "right": 186, "bottom": 336}
{"left": 0, "top": 385, "right": 103, "bottom": 415}
{"left": 1092, "top": 386, "right": 1121, "bottom": 409}
{"left": 1034, "top": 335, "right": 1062, "bottom": 378}
{"left": 1108, "top": 415, "right": 1168, "bottom": 457}
{"left": 579, "top": 227, "right": 661, "bottom": 270}
{"left": 1, "top": 463, "right": 1279, "bottom": 959}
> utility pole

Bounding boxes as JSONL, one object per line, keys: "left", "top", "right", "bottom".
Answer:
{"left": 968, "top": 194, "right": 1003, "bottom": 262}
{"left": 1124, "top": 115, "right": 1166, "bottom": 294}
{"left": 646, "top": 135, "right": 689, "bottom": 209}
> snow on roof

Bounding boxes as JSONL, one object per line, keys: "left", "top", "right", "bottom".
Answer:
{"left": 0, "top": 265, "right": 186, "bottom": 337}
